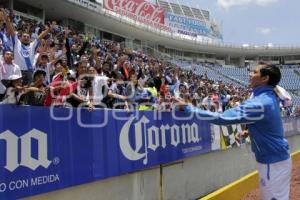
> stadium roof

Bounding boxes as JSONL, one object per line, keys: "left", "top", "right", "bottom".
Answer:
{"left": 19, "top": 0, "right": 300, "bottom": 57}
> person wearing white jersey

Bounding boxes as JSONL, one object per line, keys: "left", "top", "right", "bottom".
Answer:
{"left": 0, "top": 8, "right": 54, "bottom": 85}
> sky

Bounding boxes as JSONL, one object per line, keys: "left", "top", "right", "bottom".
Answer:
{"left": 161, "top": 0, "right": 300, "bottom": 46}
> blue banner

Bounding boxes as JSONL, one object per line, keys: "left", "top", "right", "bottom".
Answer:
{"left": 0, "top": 105, "right": 211, "bottom": 199}
{"left": 164, "top": 12, "right": 223, "bottom": 40}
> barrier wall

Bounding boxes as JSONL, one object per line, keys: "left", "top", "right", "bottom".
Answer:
{"left": 200, "top": 151, "right": 300, "bottom": 200}
{"left": 23, "top": 135, "right": 300, "bottom": 200}
{"left": 0, "top": 105, "right": 299, "bottom": 200}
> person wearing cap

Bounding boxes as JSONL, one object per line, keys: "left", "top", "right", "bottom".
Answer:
{"left": 1, "top": 74, "right": 23, "bottom": 104}
{"left": 182, "top": 63, "right": 291, "bottom": 200}
{"left": 1, "top": 73, "right": 42, "bottom": 104}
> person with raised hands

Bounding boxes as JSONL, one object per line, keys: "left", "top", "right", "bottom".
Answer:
{"left": 0, "top": 8, "right": 55, "bottom": 85}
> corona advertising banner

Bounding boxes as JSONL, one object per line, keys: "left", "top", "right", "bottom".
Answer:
{"left": 1, "top": 105, "right": 298, "bottom": 199}
{"left": 0, "top": 105, "right": 211, "bottom": 199}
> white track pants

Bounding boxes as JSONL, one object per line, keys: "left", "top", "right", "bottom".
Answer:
{"left": 257, "top": 158, "right": 292, "bottom": 200}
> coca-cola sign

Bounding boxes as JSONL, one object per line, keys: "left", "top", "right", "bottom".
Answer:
{"left": 104, "top": 0, "right": 170, "bottom": 30}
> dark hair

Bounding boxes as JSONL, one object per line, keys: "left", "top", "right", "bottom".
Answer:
{"left": 54, "top": 59, "right": 63, "bottom": 66}
{"left": 41, "top": 54, "right": 49, "bottom": 60}
{"left": 3, "top": 49, "right": 13, "bottom": 56}
{"left": 259, "top": 63, "right": 281, "bottom": 87}
{"left": 33, "top": 70, "right": 46, "bottom": 80}
{"left": 21, "top": 32, "right": 30, "bottom": 37}
{"left": 115, "top": 72, "right": 124, "bottom": 80}
{"left": 146, "top": 78, "right": 155, "bottom": 88}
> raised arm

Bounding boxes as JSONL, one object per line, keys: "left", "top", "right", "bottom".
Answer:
{"left": 37, "top": 21, "right": 55, "bottom": 41}
{"left": 0, "top": 8, "right": 15, "bottom": 37}
{"left": 184, "top": 99, "right": 264, "bottom": 126}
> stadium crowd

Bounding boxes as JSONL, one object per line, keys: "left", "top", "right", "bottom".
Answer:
{"left": 0, "top": 8, "right": 299, "bottom": 117}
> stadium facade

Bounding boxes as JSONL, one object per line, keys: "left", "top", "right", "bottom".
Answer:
{"left": 3, "top": 0, "right": 300, "bottom": 67}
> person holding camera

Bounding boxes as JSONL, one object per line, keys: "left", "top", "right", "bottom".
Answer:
{"left": 66, "top": 61, "right": 93, "bottom": 109}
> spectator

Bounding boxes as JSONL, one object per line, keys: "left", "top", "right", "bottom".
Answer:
{"left": 66, "top": 61, "right": 93, "bottom": 108}
{"left": 1, "top": 74, "right": 41, "bottom": 104}
{"left": 88, "top": 66, "right": 108, "bottom": 108}
{"left": 138, "top": 78, "right": 157, "bottom": 110}
{"left": 159, "top": 84, "right": 173, "bottom": 111}
{"left": 0, "top": 8, "right": 54, "bottom": 85}
{"left": 34, "top": 53, "right": 54, "bottom": 85}
{"left": 0, "top": 50, "right": 22, "bottom": 88}
{"left": 107, "top": 72, "right": 128, "bottom": 109}
{"left": 22, "top": 70, "right": 47, "bottom": 106}
{"left": 0, "top": 8, "right": 298, "bottom": 115}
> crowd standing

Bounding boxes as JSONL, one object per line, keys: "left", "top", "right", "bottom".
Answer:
{"left": 0, "top": 8, "right": 299, "bottom": 116}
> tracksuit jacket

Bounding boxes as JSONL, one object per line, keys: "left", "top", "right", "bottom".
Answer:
{"left": 185, "top": 85, "right": 290, "bottom": 164}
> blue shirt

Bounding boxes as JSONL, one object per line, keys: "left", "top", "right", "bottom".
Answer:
{"left": 185, "top": 85, "right": 290, "bottom": 164}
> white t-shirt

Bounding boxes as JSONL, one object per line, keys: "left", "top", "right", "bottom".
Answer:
{"left": 0, "top": 60, "right": 22, "bottom": 80}
{"left": 33, "top": 52, "right": 40, "bottom": 68}
{"left": 92, "top": 75, "right": 109, "bottom": 105}
{"left": 11, "top": 34, "right": 39, "bottom": 71}
{"left": 1, "top": 87, "right": 24, "bottom": 104}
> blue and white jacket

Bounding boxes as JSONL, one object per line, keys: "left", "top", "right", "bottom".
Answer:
{"left": 185, "top": 85, "right": 290, "bottom": 164}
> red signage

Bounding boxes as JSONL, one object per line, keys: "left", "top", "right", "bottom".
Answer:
{"left": 104, "top": 0, "right": 171, "bottom": 31}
